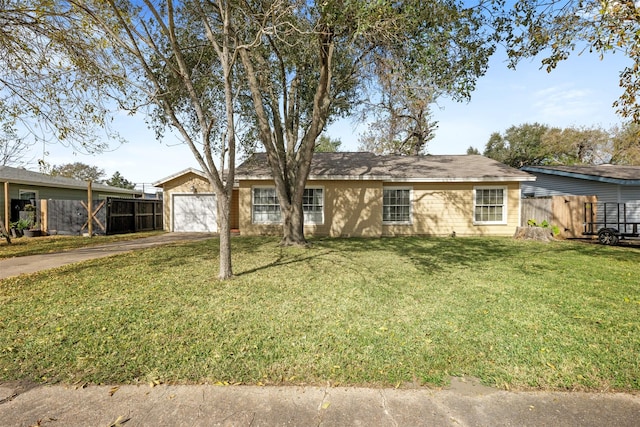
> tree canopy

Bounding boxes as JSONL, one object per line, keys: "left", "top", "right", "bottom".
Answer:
{"left": 105, "top": 171, "right": 136, "bottom": 189}
{"left": 49, "top": 162, "right": 105, "bottom": 182}
{"left": 482, "top": 123, "right": 639, "bottom": 167}
{"left": 315, "top": 135, "right": 342, "bottom": 153}
{"left": 0, "top": 0, "right": 122, "bottom": 153}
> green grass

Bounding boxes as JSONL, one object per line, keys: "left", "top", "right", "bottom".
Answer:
{"left": 0, "top": 236, "right": 638, "bottom": 391}
{"left": 0, "top": 231, "right": 164, "bottom": 259}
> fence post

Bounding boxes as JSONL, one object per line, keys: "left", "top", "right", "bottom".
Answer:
{"left": 87, "top": 180, "right": 93, "bottom": 237}
{"left": 3, "top": 181, "right": 9, "bottom": 232}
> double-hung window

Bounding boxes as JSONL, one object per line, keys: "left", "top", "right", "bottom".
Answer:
{"left": 303, "top": 188, "right": 324, "bottom": 224}
{"left": 383, "top": 187, "right": 411, "bottom": 223}
{"left": 252, "top": 187, "right": 324, "bottom": 224}
{"left": 474, "top": 187, "right": 507, "bottom": 224}
{"left": 252, "top": 187, "right": 282, "bottom": 223}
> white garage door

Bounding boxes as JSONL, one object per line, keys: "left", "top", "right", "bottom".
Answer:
{"left": 172, "top": 194, "right": 217, "bottom": 232}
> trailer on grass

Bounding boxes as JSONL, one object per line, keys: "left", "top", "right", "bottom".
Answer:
{"left": 583, "top": 202, "right": 640, "bottom": 245}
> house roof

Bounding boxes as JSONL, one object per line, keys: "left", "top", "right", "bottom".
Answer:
{"left": 153, "top": 167, "right": 209, "bottom": 187}
{"left": 0, "top": 165, "right": 139, "bottom": 194}
{"left": 236, "top": 152, "right": 535, "bottom": 182}
{"left": 521, "top": 165, "right": 640, "bottom": 186}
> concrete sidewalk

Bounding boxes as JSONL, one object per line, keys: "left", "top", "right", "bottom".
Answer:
{"left": 0, "top": 233, "right": 215, "bottom": 280}
{"left": 1, "top": 380, "right": 639, "bottom": 426}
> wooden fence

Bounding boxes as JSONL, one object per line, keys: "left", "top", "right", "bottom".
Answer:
{"left": 39, "top": 197, "right": 162, "bottom": 235}
{"left": 106, "top": 198, "right": 163, "bottom": 234}
{"left": 521, "top": 195, "right": 597, "bottom": 239}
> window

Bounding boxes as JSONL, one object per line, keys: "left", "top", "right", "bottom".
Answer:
{"left": 474, "top": 187, "right": 506, "bottom": 224}
{"left": 303, "top": 188, "right": 323, "bottom": 224}
{"left": 252, "top": 187, "right": 325, "bottom": 224}
{"left": 252, "top": 187, "right": 281, "bottom": 223}
{"left": 19, "top": 190, "right": 38, "bottom": 201}
{"left": 383, "top": 187, "right": 411, "bottom": 223}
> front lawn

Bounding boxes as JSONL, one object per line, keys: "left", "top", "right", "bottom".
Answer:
{"left": 0, "top": 237, "right": 638, "bottom": 391}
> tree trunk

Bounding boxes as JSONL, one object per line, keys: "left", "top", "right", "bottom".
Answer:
{"left": 217, "top": 191, "right": 233, "bottom": 279}
{"left": 281, "top": 200, "right": 306, "bottom": 246}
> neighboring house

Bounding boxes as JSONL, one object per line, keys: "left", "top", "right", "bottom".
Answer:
{"left": 1, "top": 165, "right": 139, "bottom": 231}
{"left": 155, "top": 153, "right": 535, "bottom": 237}
{"left": 521, "top": 165, "right": 640, "bottom": 204}
{"left": 521, "top": 165, "right": 640, "bottom": 237}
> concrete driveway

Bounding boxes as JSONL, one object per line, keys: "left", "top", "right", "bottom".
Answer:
{"left": 0, "top": 233, "right": 214, "bottom": 280}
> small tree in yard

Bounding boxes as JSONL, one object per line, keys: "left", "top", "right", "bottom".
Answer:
{"left": 44, "top": 0, "right": 247, "bottom": 279}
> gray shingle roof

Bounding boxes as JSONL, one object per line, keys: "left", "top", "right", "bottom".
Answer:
{"left": 0, "top": 165, "right": 138, "bottom": 194}
{"left": 522, "top": 165, "right": 640, "bottom": 185}
{"left": 237, "top": 152, "right": 535, "bottom": 182}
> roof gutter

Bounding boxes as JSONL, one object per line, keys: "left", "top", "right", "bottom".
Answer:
{"left": 522, "top": 166, "right": 640, "bottom": 186}
{"left": 237, "top": 175, "right": 537, "bottom": 182}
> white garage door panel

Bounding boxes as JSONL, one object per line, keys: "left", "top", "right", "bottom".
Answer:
{"left": 173, "top": 194, "right": 217, "bottom": 232}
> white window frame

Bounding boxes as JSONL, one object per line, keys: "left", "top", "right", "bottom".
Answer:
{"left": 252, "top": 186, "right": 326, "bottom": 225}
{"left": 383, "top": 187, "right": 412, "bottom": 224}
{"left": 302, "top": 187, "right": 324, "bottom": 225}
{"left": 19, "top": 189, "right": 38, "bottom": 201}
{"left": 252, "top": 187, "right": 282, "bottom": 224}
{"left": 473, "top": 186, "right": 507, "bottom": 225}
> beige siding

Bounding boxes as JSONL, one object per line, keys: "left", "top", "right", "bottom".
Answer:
{"left": 160, "top": 173, "right": 212, "bottom": 231}
{"left": 239, "top": 180, "right": 522, "bottom": 237}
{"left": 322, "top": 180, "right": 383, "bottom": 237}
{"left": 239, "top": 179, "right": 383, "bottom": 237}
{"left": 382, "top": 182, "right": 521, "bottom": 237}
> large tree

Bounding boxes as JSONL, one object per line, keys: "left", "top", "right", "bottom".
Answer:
{"left": 484, "top": 123, "right": 614, "bottom": 166}
{"left": 358, "top": 58, "right": 439, "bottom": 156}
{"left": 483, "top": 123, "right": 551, "bottom": 168}
{"left": 52, "top": 0, "right": 250, "bottom": 279}
{"left": 610, "top": 122, "right": 640, "bottom": 165}
{"left": 542, "top": 126, "right": 611, "bottom": 165}
{"left": 233, "top": 0, "right": 503, "bottom": 244}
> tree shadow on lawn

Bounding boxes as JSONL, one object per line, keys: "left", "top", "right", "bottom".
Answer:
{"left": 316, "top": 236, "right": 518, "bottom": 274}
{"left": 312, "top": 236, "right": 640, "bottom": 276}
{"left": 234, "top": 245, "right": 339, "bottom": 277}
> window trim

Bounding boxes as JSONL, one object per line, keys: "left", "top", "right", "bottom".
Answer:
{"left": 302, "top": 186, "right": 324, "bottom": 225}
{"left": 382, "top": 186, "right": 412, "bottom": 225}
{"left": 19, "top": 189, "right": 39, "bottom": 201}
{"left": 473, "top": 186, "right": 508, "bottom": 225}
{"left": 252, "top": 186, "right": 282, "bottom": 224}
{"left": 251, "top": 186, "right": 326, "bottom": 225}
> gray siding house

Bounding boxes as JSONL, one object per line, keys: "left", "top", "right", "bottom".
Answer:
{"left": 521, "top": 165, "right": 640, "bottom": 234}
{"left": 1, "top": 165, "right": 139, "bottom": 231}
{"left": 521, "top": 165, "right": 640, "bottom": 204}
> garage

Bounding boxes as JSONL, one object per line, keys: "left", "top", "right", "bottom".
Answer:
{"left": 172, "top": 193, "right": 217, "bottom": 232}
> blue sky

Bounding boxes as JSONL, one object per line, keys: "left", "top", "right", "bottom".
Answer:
{"left": 23, "top": 47, "right": 630, "bottom": 187}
